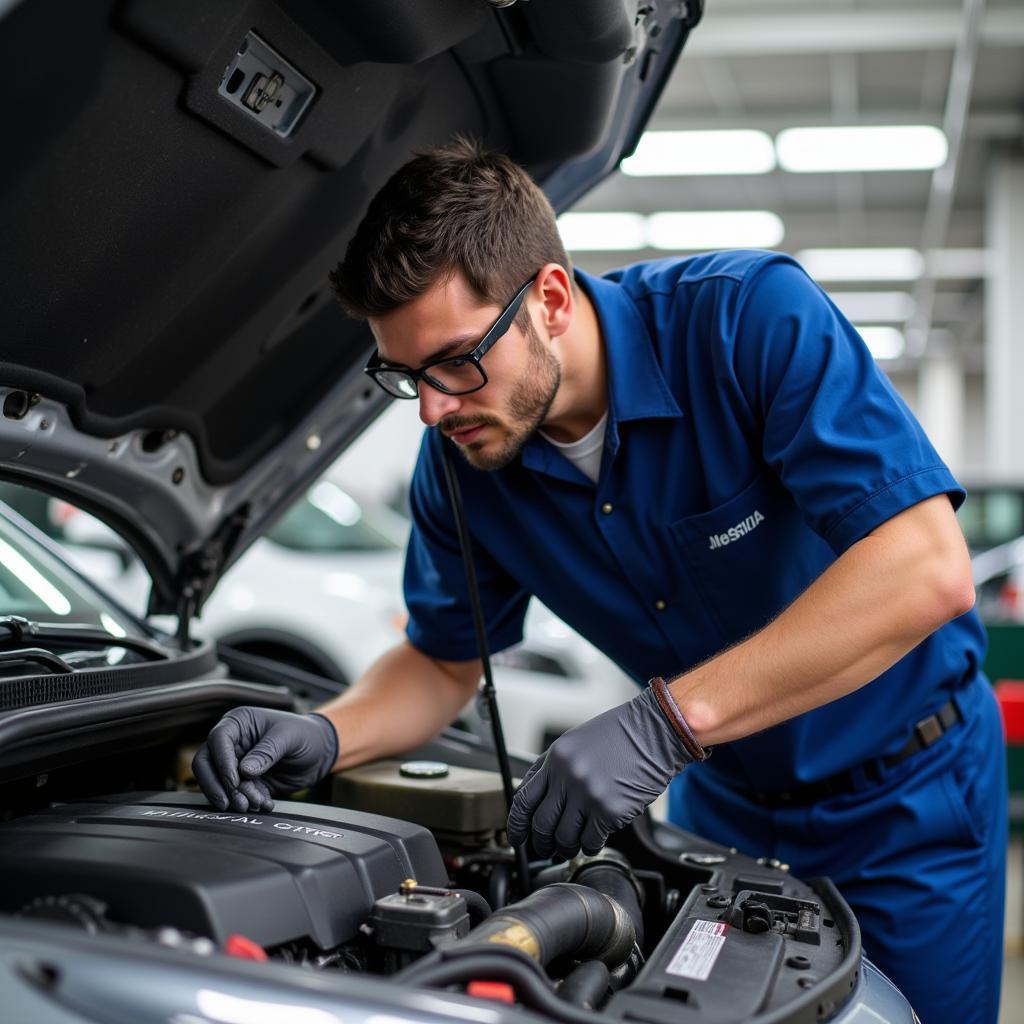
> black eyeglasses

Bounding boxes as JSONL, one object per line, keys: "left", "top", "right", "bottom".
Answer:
{"left": 364, "top": 276, "right": 536, "bottom": 400}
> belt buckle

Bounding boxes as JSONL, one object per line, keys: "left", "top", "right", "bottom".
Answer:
{"left": 914, "top": 713, "right": 943, "bottom": 748}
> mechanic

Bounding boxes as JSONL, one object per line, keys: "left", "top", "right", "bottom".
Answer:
{"left": 193, "top": 140, "right": 1006, "bottom": 1024}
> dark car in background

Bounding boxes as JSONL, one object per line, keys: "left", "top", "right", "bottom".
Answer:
{"left": 0, "top": 2, "right": 915, "bottom": 1022}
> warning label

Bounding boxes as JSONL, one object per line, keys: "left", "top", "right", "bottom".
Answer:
{"left": 666, "top": 920, "right": 728, "bottom": 981}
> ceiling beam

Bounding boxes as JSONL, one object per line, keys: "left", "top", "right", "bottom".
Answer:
{"left": 684, "top": 7, "right": 1024, "bottom": 57}
{"left": 829, "top": 53, "right": 864, "bottom": 246}
{"left": 906, "top": 0, "right": 986, "bottom": 353}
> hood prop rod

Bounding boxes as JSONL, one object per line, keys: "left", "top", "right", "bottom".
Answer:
{"left": 440, "top": 438, "right": 531, "bottom": 897}
{"left": 173, "top": 507, "right": 250, "bottom": 651}
{"left": 175, "top": 588, "right": 197, "bottom": 650}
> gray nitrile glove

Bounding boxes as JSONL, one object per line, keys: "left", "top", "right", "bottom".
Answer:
{"left": 506, "top": 687, "right": 693, "bottom": 859}
{"left": 191, "top": 707, "right": 339, "bottom": 813}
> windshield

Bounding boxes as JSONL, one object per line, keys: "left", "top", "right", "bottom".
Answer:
{"left": 0, "top": 500, "right": 143, "bottom": 640}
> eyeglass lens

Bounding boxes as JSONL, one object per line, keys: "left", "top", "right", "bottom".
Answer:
{"left": 423, "top": 359, "right": 485, "bottom": 394}
{"left": 376, "top": 357, "right": 486, "bottom": 398}
{"left": 375, "top": 370, "right": 419, "bottom": 398}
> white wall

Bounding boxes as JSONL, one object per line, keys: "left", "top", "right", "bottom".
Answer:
{"left": 882, "top": 366, "right": 987, "bottom": 479}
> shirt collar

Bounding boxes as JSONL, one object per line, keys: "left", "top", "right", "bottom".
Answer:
{"left": 574, "top": 268, "right": 682, "bottom": 424}
{"left": 519, "top": 268, "right": 681, "bottom": 480}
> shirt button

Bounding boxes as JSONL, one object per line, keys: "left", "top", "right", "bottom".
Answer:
{"left": 601, "top": 503, "right": 614, "bottom": 515}
{"left": 654, "top": 600, "right": 667, "bottom": 611}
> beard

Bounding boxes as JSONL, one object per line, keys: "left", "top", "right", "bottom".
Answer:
{"left": 441, "top": 322, "right": 561, "bottom": 472}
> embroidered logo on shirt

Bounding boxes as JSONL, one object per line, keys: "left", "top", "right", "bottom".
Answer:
{"left": 708, "top": 510, "right": 765, "bottom": 550}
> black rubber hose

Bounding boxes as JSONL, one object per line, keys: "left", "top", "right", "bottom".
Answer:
{"left": 397, "top": 947, "right": 599, "bottom": 1024}
{"left": 572, "top": 862, "right": 645, "bottom": 950}
{"left": 557, "top": 960, "right": 611, "bottom": 1009}
{"left": 488, "top": 861, "right": 510, "bottom": 910}
{"left": 435, "top": 882, "right": 635, "bottom": 969}
{"left": 450, "top": 888, "right": 492, "bottom": 926}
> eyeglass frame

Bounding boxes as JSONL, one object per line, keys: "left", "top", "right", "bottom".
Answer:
{"left": 363, "top": 275, "right": 537, "bottom": 400}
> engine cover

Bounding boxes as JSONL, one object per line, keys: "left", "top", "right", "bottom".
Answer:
{"left": 0, "top": 792, "right": 447, "bottom": 951}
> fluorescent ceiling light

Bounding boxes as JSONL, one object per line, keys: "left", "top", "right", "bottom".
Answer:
{"left": 857, "top": 326, "right": 905, "bottom": 360}
{"left": 827, "top": 291, "right": 915, "bottom": 323}
{"left": 557, "top": 212, "right": 646, "bottom": 251}
{"left": 622, "top": 130, "right": 775, "bottom": 176}
{"left": 797, "top": 248, "right": 924, "bottom": 282}
{"left": 559, "top": 211, "right": 785, "bottom": 252}
{"left": 926, "top": 248, "right": 989, "bottom": 278}
{"left": 647, "top": 211, "right": 784, "bottom": 250}
{"left": 776, "top": 125, "right": 948, "bottom": 173}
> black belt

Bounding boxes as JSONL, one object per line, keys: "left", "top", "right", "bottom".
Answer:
{"left": 748, "top": 697, "right": 963, "bottom": 808}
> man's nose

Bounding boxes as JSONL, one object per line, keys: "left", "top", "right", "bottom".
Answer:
{"left": 418, "top": 385, "right": 462, "bottom": 427}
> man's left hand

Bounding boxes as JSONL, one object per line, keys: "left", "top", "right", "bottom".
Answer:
{"left": 506, "top": 686, "right": 694, "bottom": 859}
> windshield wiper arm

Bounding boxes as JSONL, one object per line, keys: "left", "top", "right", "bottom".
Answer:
{"left": 0, "top": 616, "right": 170, "bottom": 662}
{"left": 0, "top": 648, "right": 74, "bottom": 674}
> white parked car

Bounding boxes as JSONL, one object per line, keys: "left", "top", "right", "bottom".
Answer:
{"left": 971, "top": 534, "right": 1024, "bottom": 623}
{"left": 16, "top": 480, "right": 639, "bottom": 756}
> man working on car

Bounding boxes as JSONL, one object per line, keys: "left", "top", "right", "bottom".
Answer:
{"left": 193, "top": 140, "right": 1005, "bottom": 1024}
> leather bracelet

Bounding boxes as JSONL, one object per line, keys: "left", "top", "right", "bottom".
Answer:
{"left": 649, "top": 676, "right": 711, "bottom": 762}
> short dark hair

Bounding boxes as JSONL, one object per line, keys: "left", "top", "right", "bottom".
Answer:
{"left": 329, "top": 137, "right": 570, "bottom": 323}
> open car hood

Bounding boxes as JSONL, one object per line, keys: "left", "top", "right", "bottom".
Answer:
{"left": 0, "top": 0, "right": 701, "bottom": 615}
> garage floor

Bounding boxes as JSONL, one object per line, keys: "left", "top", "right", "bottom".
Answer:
{"left": 1003, "top": 838, "right": 1024, "bottom": 1024}
{"left": 1003, "top": 955, "right": 1023, "bottom": 1024}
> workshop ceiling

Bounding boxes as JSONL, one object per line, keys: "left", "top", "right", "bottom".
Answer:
{"left": 571, "top": 0, "right": 1024, "bottom": 369}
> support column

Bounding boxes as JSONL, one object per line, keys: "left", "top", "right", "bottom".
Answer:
{"left": 919, "top": 354, "right": 965, "bottom": 474}
{"left": 985, "top": 155, "right": 1024, "bottom": 477}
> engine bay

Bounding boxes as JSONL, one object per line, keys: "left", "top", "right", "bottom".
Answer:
{"left": 0, "top": 637, "right": 887, "bottom": 1024}
{"left": 1, "top": 760, "right": 865, "bottom": 1024}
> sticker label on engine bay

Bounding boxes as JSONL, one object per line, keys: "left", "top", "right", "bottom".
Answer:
{"left": 666, "top": 920, "right": 728, "bottom": 981}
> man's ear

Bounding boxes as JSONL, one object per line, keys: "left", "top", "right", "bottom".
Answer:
{"left": 535, "top": 263, "right": 574, "bottom": 340}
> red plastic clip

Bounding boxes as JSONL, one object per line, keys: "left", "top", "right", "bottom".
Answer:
{"left": 224, "top": 933, "right": 269, "bottom": 961}
{"left": 466, "top": 980, "right": 516, "bottom": 1004}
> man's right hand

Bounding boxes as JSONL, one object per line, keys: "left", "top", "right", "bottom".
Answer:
{"left": 191, "top": 707, "right": 339, "bottom": 813}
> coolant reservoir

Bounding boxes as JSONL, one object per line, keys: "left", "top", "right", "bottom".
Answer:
{"left": 331, "top": 760, "right": 510, "bottom": 844}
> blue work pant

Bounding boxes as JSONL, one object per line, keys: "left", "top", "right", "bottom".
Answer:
{"left": 668, "top": 675, "right": 1008, "bottom": 1024}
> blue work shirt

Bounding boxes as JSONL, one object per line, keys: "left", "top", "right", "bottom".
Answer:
{"left": 403, "top": 251, "right": 986, "bottom": 793}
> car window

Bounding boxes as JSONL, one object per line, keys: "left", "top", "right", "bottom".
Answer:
{"left": 267, "top": 481, "right": 408, "bottom": 553}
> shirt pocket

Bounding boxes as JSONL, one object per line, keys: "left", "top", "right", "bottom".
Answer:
{"left": 669, "top": 470, "right": 833, "bottom": 643}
